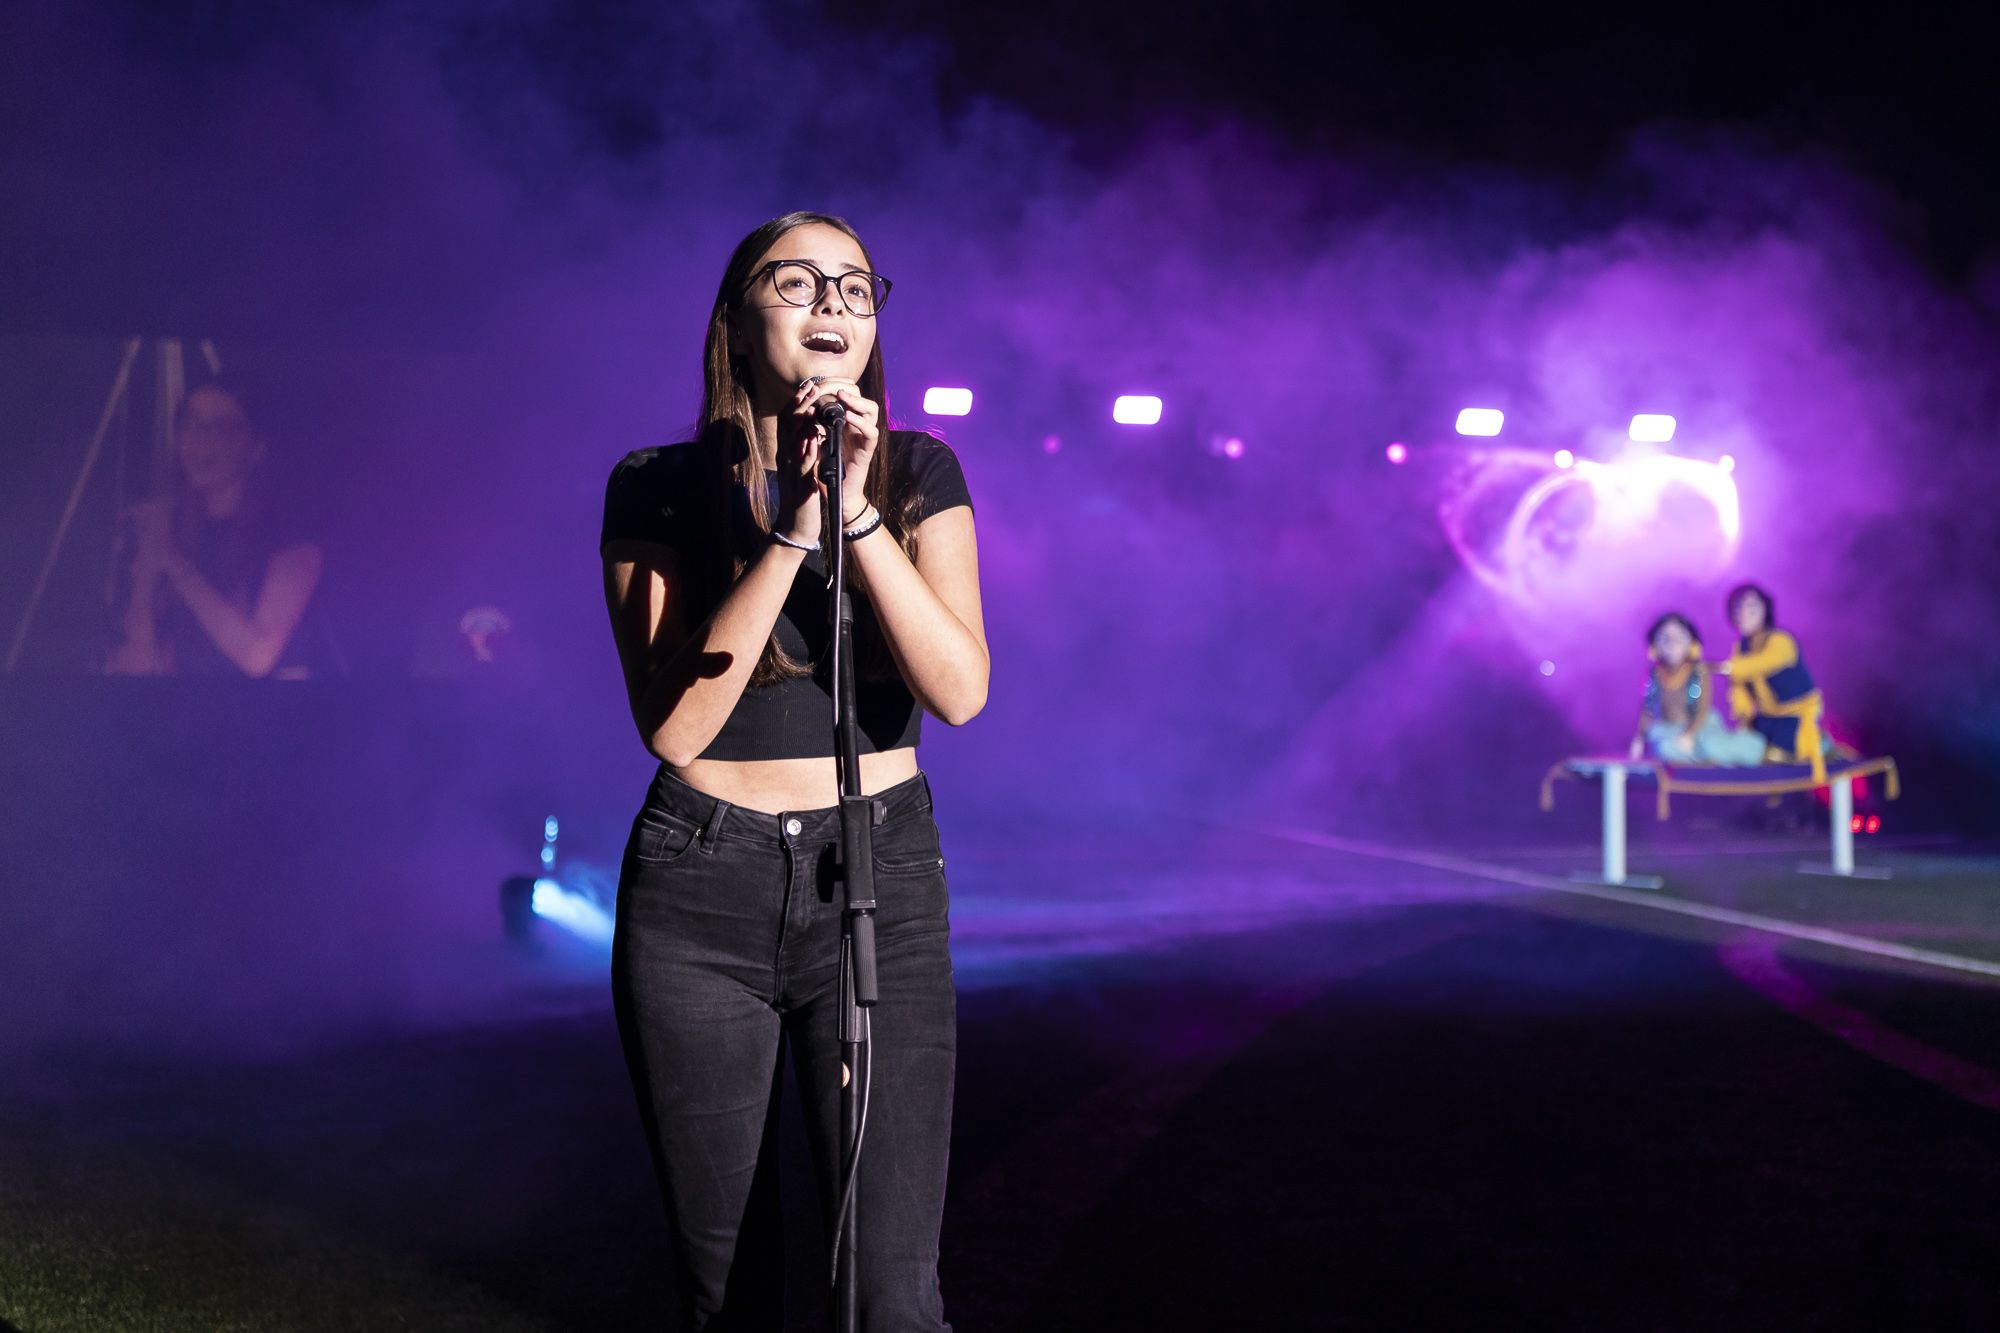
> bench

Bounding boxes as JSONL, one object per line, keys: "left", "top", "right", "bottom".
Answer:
{"left": 1539, "top": 756, "right": 1901, "bottom": 888}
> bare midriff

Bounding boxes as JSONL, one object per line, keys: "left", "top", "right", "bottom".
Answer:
{"left": 672, "top": 747, "right": 921, "bottom": 814}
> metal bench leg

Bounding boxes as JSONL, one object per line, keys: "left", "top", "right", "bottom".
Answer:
{"left": 1800, "top": 776, "right": 1891, "bottom": 879}
{"left": 1604, "top": 764, "right": 1627, "bottom": 883}
{"left": 1573, "top": 763, "right": 1662, "bottom": 889}
{"left": 1831, "top": 778, "right": 1854, "bottom": 875}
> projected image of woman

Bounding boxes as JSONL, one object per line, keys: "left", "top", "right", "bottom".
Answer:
{"left": 105, "top": 381, "right": 326, "bottom": 679}
{"left": 600, "top": 212, "right": 986, "bottom": 1330}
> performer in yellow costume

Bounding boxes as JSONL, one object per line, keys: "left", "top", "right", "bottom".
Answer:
{"left": 1719, "top": 583, "right": 1829, "bottom": 784}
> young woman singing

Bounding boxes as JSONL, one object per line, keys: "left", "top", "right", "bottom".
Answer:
{"left": 600, "top": 212, "right": 986, "bottom": 1331}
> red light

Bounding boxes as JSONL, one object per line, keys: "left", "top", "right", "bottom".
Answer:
{"left": 1865, "top": 816, "right": 1881, "bottom": 834}
{"left": 1850, "top": 816, "right": 1864, "bottom": 833}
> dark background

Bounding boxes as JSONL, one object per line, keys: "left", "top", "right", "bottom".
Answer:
{"left": 3, "top": 0, "right": 1996, "bottom": 841}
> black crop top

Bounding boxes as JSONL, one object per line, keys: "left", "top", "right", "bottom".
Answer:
{"left": 600, "top": 430, "right": 973, "bottom": 760}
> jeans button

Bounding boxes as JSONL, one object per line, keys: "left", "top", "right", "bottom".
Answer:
{"left": 784, "top": 817, "right": 803, "bottom": 836}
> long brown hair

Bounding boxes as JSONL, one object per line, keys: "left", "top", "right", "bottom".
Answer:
{"left": 692, "top": 211, "right": 922, "bottom": 685}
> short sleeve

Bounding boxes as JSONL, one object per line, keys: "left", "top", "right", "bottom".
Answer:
{"left": 900, "top": 433, "right": 972, "bottom": 525}
{"left": 1730, "top": 629, "right": 1799, "bottom": 679}
{"left": 600, "top": 447, "right": 684, "bottom": 553}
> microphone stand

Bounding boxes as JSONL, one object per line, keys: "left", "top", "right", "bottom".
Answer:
{"left": 818, "top": 401, "right": 877, "bottom": 1333}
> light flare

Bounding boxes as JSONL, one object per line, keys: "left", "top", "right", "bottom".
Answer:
{"left": 1438, "top": 447, "right": 1743, "bottom": 612}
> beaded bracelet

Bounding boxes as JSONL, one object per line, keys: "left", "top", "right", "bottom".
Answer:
{"left": 769, "top": 529, "right": 818, "bottom": 553}
{"left": 842, "top": 507, "right": 884, "bottom": 542}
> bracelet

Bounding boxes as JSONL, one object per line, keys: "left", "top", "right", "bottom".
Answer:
{"left": 770, "top": 528, "right": 818, "bottom": 553}
{"left": 842, "top": 506, "right": 884, "bottom": 541}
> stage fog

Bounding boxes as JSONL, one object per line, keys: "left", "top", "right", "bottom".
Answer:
{"left": 4, "top": 1, "right": 1998, "bottom": 1061}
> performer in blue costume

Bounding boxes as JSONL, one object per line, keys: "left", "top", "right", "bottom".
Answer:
{"left": 1627, "top": 612, "right": 1768, "bottom": 765}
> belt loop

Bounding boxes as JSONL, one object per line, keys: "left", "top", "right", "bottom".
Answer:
{"left": 700, "top": 798, "right": 728, "bottom": 851}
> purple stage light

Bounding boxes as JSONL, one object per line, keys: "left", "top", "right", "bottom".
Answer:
{"left": 1042, "top": 434, "right": 1062, "bottom": 455}
{"left": 922, "top": 386, "right": 973, "bottom": 417}
{"left": 1113, "top": 395, "right": 1163, "bottom": 425}
{"left": 1718, "top": 454, "right": 1736, "bottom": 474}
{"left": 1386, "top": 442, "right": 1408, "bottom": 465}
{"left": 1221, "top": 436, "right": 1245, "bottom": 459}
{"left": 1539, "top": 659, "right": 1556, "bottom": 676}
{"left": 1629, "top": 413, "right": 1677, "bottom": 443}
{"left": 1552, "top": 449, "right": 1575, "bottom": 469}
{"left": 1455, "top": 407, "right": 1504, "bottom": 437}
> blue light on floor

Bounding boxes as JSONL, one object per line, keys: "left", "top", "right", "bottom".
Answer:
{"left": 531, "top": 876, "right": 613, "bottom": 947}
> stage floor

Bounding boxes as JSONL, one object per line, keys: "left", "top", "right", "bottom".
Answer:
{"left": 5, "top": 826, "right": 1999, "bottom": 1330}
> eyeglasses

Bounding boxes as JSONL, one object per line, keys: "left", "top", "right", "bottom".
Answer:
{"left": 746, "top": 260, "right": 892, "bottom": 318}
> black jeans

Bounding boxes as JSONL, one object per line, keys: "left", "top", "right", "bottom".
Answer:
{"left": 612, "top": 766, "right": 956, "bottom": 1332}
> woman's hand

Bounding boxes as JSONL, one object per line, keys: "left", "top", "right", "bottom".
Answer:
{"left": 1627, "top": 736, "right": 1646, "bottom": 761}
{"left": 114, "top": 497, "right": 176, "bottom": 664}
{"left": 109, "top": 502, "right": 171, "bottom": 677}
{"left": 774, "top": 380, "right": 827, "bottom": 546}
{"left": 125, "top": 497, "right": 176, "bottom": 588}
{"left": 1667, "top": 729, "right": 1697, "bottom": 758}
{"left": 782, "top": 377, "right": 884, "bottom": 538}
{"left": 798, "top": 377, "right": 881, "bottom": 526}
